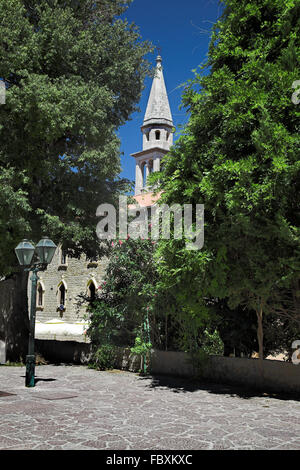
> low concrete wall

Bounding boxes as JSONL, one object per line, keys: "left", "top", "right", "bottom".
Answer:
{"left": 151, "top": 350, "right": 194, "bottom": 377}
{"left": 151, "top": 350, "right": 300, "bottom": 394}
{"left": 35, "top": 340, "right": 141, "bottom": 371}
{"left": 0, "top": 340, "right": 6, "bottom": 364}
{"left": 36, "top": 339, "right": 92, "bottom": 364}
{"left": 33, "top": 342, "right": 300, "bottom": 393}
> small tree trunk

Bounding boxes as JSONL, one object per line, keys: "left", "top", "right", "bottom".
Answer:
{"left": 256, "top": 303, "right": 264, "bottom": 381}
{"left": 292, "top": 276, "right": 300, "bottom": 322}
{"left": 165, "top": 313, "right": 168, "bottom": 351}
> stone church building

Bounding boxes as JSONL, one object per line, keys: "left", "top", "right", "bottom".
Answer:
{"left": 30, "top": 55, "right": 174, "bottom": 347}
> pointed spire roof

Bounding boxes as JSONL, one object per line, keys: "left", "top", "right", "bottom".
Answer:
{"left": 143, "top": 55, "right": 173, "bottom": 128}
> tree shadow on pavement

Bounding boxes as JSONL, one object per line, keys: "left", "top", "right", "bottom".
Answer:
{"left": 138, "top": 374, "right": 300, "bottom": 402}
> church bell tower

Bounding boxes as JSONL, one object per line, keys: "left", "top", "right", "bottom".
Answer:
{"left": 131, "top": 55, "right": 174, "bottom": 206}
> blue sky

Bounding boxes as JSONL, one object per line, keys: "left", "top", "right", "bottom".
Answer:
{"left": 118, "top": 0, "right": 223, "bottom": 187}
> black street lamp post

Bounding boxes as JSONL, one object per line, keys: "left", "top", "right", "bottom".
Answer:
{"left": 15, "top": 237, "right": 57, "bottom": 387}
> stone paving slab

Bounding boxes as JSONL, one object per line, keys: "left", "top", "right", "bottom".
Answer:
{"left": 0, "top": 364, "right": 300, "bottom": 450}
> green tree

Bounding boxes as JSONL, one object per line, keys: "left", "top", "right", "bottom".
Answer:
{"left": 87, "top": 235, "right": 225, "bottom": 373}
{"left": 0, "top": 0, "right": 152, "bottom": 359}
{"left": 86, "top": 237, "right": 158, "bottom": 372}
{"left": 87, "top": 237, "right": 158, "bottom": 349}
{"left": 210, "top": 298, "right": 298, "bottom": 360}
{"left": 154, "top": 0, "right": 300, "bottom": 369}
{"left": 86, "top": 234, "right": 188, "bottom": 354}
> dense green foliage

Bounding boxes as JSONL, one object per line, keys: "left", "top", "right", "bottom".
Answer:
{"left": 87, "top": 237, "right": 159, "bottom": 349}
{"left": 153, "top": 0, "right": 300, "bottom": 358}
{"left": 209, "top": 299, "right": 299, "bottom": 359}
{"left": 88, "top": 344, "right": 120, "bottom": 371}
{"left": 87, "top": 236, "right": 225, "bottom": 364}
{"left": 0, "top": 0, "right": 152, "bottom": 275}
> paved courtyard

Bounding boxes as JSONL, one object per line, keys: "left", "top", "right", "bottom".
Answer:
{"left": 0, "top": 364, "right": 300, "bottom": 450}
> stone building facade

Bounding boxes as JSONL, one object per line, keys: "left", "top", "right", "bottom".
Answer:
{"left": 28, "top": 247, "right": 108, "bottom": 343}
{"left": 31, "top": 55, "right": 174, "bottom": 345}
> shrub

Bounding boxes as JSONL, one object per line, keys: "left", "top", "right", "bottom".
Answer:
{"left": 89, "top": 344, "right": 119, "bottom": 371}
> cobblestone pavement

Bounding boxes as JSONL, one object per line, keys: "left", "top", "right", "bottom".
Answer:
{"left": 0, "top": 364, "right": 300, "bottom": 450}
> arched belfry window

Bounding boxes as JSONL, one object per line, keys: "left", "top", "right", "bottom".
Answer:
{"left": 155, "top": 130, "right": 160, "bottom": 140}
{"left": 142, "top": 161, "right": 146, "bottom": 187}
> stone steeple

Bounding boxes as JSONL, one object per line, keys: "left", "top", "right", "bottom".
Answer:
{"left": 131, "top": 55, "right": 174, "bottom": 198}
{"left": 143, "top": 55, "right": 173, "bottom": 129}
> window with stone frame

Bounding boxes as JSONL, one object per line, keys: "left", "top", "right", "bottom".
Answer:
{"left": 58, "top": 282, "right": 66, "bottom": 307}
{"left": 87, "top": 281, "right": 96, "bottom": 302}
{"left": 37, "top": 282, "right": 44, "bottom": 308}
{"left": 60, "top": 249, "right": 68, "bottom": 265}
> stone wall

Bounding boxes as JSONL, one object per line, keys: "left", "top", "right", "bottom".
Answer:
{"left": 151, "top": 350, "right": 300, "bottom": 394}
{"left": 36, "top": 339, "right": 93, "bottom": 364}
{"left": 0, "top": 272, "right": 29, "bottom": 361}
{"left": 35, "top": 340, "right": 141, "bottom": 371}
{"left": 33, "top": 343, "right": 300, "bottom": 393}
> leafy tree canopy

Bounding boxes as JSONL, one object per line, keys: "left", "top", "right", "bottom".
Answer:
{"left": 87, "top": 236, "right": 223, "bottom": 357}
{"left": 0, "top": 0, "right": 152, "bottom": 275}
{"left": 154, "top": 0, "right": 300, "bottom": 357}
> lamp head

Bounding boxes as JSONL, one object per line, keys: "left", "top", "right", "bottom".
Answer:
{"left": 15, "top": 239, "right": 35, "bottom": 266}
{"left": 35, "top": 237, "right": 57, "bottom": 265}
